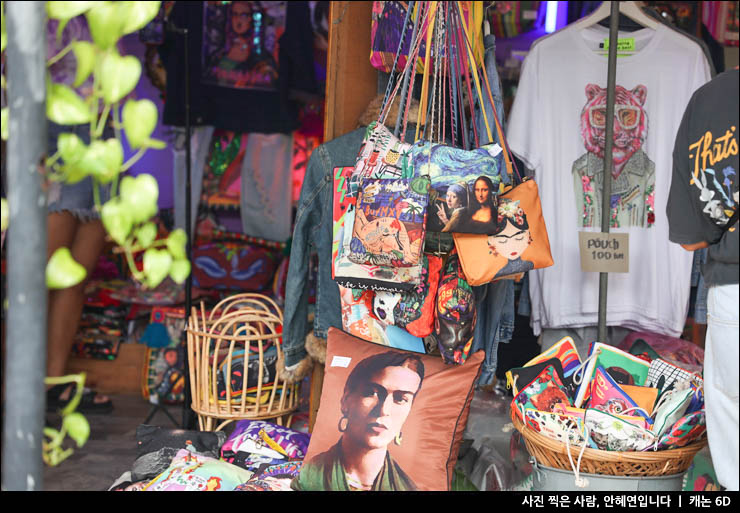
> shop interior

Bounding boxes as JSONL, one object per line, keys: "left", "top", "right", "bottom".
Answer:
{"left": 1, "top": 0, "right": 738, "bottom": 492}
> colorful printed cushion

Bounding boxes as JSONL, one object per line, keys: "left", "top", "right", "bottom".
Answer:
{"left": 656, "top": 411, "right": 706, "bottom": 450}
{"left": 584, "top": 409, "right": 655, "bottom": 452}
{"left": 573, "top": 342, "right": 650, "bottom": 408}
{"left": 512, "top": 364, "right": 572, "bottom": 420}
{"left": 523, "top": 408, "right": 586, "bottom": 446}
{"left": 586, "top": 366, "right": 653, "bottom": 425}
{"left": 651, "top": 388, "right": 694, "bottom": 439}
{"left": 234, "top": 461, "right": 303, "bottom": 491}
{"left": 294, "top": 327, "right": 485, "bottom": 491}
{"left": 142, "top": 449, "right": 252, "bottom": 491}
{"left": 221, "top": 420, "right": 311, "bottom": 462}
{"left": 523, "top": 336, "right": 582, "bottom": 378}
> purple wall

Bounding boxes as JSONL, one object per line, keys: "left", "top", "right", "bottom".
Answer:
{"left": 120, "top": 33, "right": 175, "bottom": 210}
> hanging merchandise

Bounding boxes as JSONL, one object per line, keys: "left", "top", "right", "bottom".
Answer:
{"left": 160, "top": 2, "right": 318, "bottom": 134}
{"left": 370, "top": 1, "right": 485, "bottom": 74}
{"left": 434, "top": 250, "right": 477, "bottom": 365}
{"left": 486, "top": 1, "right": 544, "bottom": 39}
{"left": 506, "top": 12, "right": 713, "bottom": 338}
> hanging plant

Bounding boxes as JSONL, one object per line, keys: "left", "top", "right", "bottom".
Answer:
{"left": 1, "top": 1, "right": 189, "bottom": 291}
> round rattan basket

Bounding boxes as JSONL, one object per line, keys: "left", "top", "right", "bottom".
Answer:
{"left": 185, "top": 296, "right": 299, "bottom": 432}
{"left": 511, "top": 409, "right": 707, "bottom": 477}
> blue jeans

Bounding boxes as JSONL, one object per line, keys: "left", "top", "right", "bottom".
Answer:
{"left": 47, "top": 123, "right": 112, "bottom": 221}
{"left": 472, "top": 279, "right": 515, "bottom": 386}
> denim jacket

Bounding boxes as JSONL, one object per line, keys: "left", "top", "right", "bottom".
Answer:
{"left": 283, "top": 128, "right": 367, "bottom": 367}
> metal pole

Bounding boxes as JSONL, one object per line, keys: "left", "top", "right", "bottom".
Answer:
{"left": 2, "top": 1, "right": 48, "bottom": 491}
{"left": 597, "top": 1, "right": 621, "bottom": 343}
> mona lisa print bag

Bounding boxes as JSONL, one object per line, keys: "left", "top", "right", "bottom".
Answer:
{"left": 453, "top": 178, "right": 553, "bottom": 286}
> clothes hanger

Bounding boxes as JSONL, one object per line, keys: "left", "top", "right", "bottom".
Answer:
{"left": 529, "top": 1, "right": 661, "bottom": 49}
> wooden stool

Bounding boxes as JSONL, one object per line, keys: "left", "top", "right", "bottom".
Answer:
{"left": 185, "top": 294, "right": 299, "bottom": 432}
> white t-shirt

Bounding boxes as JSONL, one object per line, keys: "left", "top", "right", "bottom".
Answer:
{"left": 507, "top": 24, "right": 711, "bottom": 337}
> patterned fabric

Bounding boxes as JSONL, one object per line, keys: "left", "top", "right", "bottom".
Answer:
{"left": 235, "top": 461, "right": 303, "bottom": 491}
{"left": 586, "top": 366, "right": 653, "bottom": 425}
{"left": 350, "top": 122, "right": 413, "bottom": 192}
{"left": 657, "top": 411, "right": 707, "bottom": 450}
{"left": 434, "top": 250, "right": 477, "bottom": 365}
{"left": 584, "top": 409, "right": 655, "bottom": 452}
{"left": 651, "top": 388, "right": 694, "bottom": 439}
{"left": 215, "top": 345, "right": 279, "bottom": 402}
{"left": 192, "top": 241, "right": 282, "bottom": 292}
{"left": 338, "top": 285, "right": 426, "bottom": 353}
{"left": 349, "top": 176, "right": 430, "bottom": 267}
{"left": 512, "top": 364, "right": 572, "bottom": 420}
{"left": 142, "top": 449, "right": 252, "bottom": 491}
{"left": 524, "top": 408, "right": 586, "bottom": 446}
{"left": 221, "top": 420, "right": 311, "bottom": 462}
{"left": 523, "top": 336, "right": 582, "bottom": 378}
{"left": 573, "top": 342, "right": 651, "bottom": 408}
{"left": 506, "top": 358, "right": 568, "bottom": 398}
{"left": 646, "top": 358, "right": 699, "bottom": 398}
{"left": 371, "top": 254, "right": 442, "bottom": 338}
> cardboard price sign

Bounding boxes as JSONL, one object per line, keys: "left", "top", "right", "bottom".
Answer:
{"left": 578, "top": 232, "right": 629, "bottom": 273}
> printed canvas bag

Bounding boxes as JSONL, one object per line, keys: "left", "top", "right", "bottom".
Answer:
{"left": 348, "top": 176, "right": 431, "bottom": 268}
{"left": 511, "top": 364, "right": 572, "bottom": 422}
{"left": 656, "top": 411, "right": 706, "bottom": 450}
{"left": 523, "top": 408, "right": 586, "bottom": 446}
{"left": 584, "top": 409, "right": 655, "bottom": 452}
{"left": 434, "top": 250, "right": 477, "bottom": 365}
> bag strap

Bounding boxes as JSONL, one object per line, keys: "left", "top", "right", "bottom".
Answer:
{"left": 455, "top": 3, "right": 522, "bottom": 184}
{"left": 415, "top": 1, "right": 439, "bottom": 142}
{"left": 378, "top": 0, "right": 415, "bottom": 122}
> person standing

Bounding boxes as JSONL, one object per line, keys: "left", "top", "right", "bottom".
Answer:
{"left": 666, "top": 67, "right": 738, "bottom": 491}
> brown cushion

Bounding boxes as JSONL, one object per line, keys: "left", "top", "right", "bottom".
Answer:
{"left": 295, "top": 327, "right": 484, "bottom": 491}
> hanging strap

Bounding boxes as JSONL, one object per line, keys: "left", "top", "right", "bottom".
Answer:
{"left": 378, "top": 0, "right": 415, "bottom": 121}
{"left": 415, "top": 1, "right": 439, "bottom": 142}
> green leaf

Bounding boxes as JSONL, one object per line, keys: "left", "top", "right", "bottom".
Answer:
{"left": 76, "top": 138, "right": 123, "bottom": 184}
{"left": 119, "top": 174, "right": 159, "bottom": 224}
{"left": 119, "top": 1, "right": 161, "bottom": 35}
{"left": 46, "top": 82, "right": 90, "bottom": 125}
{"left": 169, "top": 259, "right": 191, "bottom": 284}
{"left": 85, "top": 1, "right": 125, "bottom": 50}
{"left": 1, "top": 3, "right": 7, "bottom": 54}
{"left": 166, "top": 229, "right": 187, "bottom": 260}
{"left": 46, "top": 247, "right": 87, "bottom": 289}
{"left": 1, "top": 107, "right": 8, "bottom": 141}
{"left": 122, "top": 99, "right": 158, "bottom": 150}
{"left": 58, "top": 132, "right": 87, "bottom": 165}
{"left": 62, "top": 412, "right": 90, "bottom": 448}
{"left": 1, "top": 197, "right": 8, "bottom": 232}
{"left": 135, "top": 222, "right": 157, "bottom": 248}
{"left": 143, "top": 248, "right": 172, "bottom": 289}
{"left": 99, "top": 52, "right": 141, "bottom": 104}
{"left": 71, "top": 41, "right": 96, "bottom": 88}
{"left": 46, "top": 1, "right": 96, "bottom": 20}
{"left": 101, "top": 198, "right": 133, "bottom": 245}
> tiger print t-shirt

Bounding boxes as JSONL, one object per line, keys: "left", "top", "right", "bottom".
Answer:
{"left": 507, "top": 23, "right": 712, "bottom": 337}
{"left": 667, "top": 69, "right": 739, "bottom": 288}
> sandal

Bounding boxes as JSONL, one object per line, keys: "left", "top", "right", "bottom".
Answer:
{"left": 46, "top": 384, "right": 114, "bottom": 414}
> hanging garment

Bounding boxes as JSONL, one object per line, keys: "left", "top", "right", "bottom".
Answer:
{"left": 239, "top": 133, "right": 294, "bottom": 242}
{"left": 506, "top": 23, "right": 712, "bottom": 337}
{"left": 173, "top": 125, "right": 216, "bottom": 235}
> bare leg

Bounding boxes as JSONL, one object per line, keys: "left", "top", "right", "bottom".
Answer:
{"left": 46, "top": 212, "right": 109, "bottom": 403}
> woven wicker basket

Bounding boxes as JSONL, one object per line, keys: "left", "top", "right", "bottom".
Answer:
{"left": 511, "top": 409, "right": 707, "bottom": 477}
{"left": 185, "top": 295, "right": 299, "bottom": 432}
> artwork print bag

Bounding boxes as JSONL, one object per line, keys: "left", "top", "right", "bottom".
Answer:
{"left": 348, "top": 175, "right": 431, "bottom": 267}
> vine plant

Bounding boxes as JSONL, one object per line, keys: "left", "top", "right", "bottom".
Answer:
{"left": 1, "top": 1, "right": 190, "bottom": 465}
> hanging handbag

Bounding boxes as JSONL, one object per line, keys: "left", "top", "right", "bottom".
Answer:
{"left": 451, "top": 6, "right": 553, "bottom": 284}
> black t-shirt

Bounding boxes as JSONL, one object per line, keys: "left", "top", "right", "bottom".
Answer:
{"left": 160, "top": 1, "right": 318, "bottom": 134}
{"left": 667, "top": 68, "right": 739, "bottom": 287}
